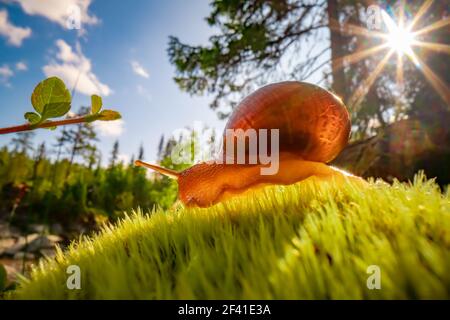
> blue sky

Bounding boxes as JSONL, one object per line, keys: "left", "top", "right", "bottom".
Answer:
{"left": 0, "top": 0, "right": 224, "bottom": 164}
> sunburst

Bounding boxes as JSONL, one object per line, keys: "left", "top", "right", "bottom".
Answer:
{"left": 332, "top": 0, "right": 450, "bottom": 111}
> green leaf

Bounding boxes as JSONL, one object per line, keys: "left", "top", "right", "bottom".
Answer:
{"left": 0, "top": 264, "right": 6, "bottom": 291}
{"left": 41, "top": 102, "right": 71, "bottom": 120}
{"left": 31, "top": 77, "right": 71, "bottom": 118}
{"left": 91, "top": 95, "right": 102, "bottom": 114}
{"left": 97, "top": 110, "right": 122, "bottom": 121}
{"left": 24, "top": 112, "right": 41, "bottom": 125}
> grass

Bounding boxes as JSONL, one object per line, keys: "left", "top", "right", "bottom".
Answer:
{"left": 9, "top": 173, "right": 450, "bottom": 299}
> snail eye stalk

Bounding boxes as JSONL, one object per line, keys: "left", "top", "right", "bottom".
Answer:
{"left": 134, "top": 160, "right": 180, "bottom": 179}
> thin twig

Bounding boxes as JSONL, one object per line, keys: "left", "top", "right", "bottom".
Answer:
{"left": 0, "top": 116, "right": 88, "bottom": 135}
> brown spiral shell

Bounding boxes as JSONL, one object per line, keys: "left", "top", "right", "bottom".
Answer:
{"left": 224, "top": 81, "right": 351, "bottom": 163}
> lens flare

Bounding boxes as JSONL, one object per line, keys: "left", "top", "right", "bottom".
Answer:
{"left": 335, "top": 1, "right": 449, "bottom": 110}
{"left": 382, "top": 10, "right": 419, "bottom": 65}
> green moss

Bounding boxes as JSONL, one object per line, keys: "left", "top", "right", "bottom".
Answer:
{"left": 11, "top": 173, "right": 450, "bottom": 299}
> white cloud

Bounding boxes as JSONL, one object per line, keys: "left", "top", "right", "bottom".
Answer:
{"left": 55, "top": 40, "right": 77, "bottom": 62}
{"left": 131, "top": 60, "right": 149, "bottom": 78}
{"left": 11, "top": 0, "right": 98, "bottom": 32}
{"left": 137, "top": 84, "right": 152, "bottom": 103}
{"left": 0, "top": 62, "right": 27, "bottom": 86}
{"left": 16, "top": 61, "right": 28, "bottom": 71}
{"left": 94, "top": 119, "right": 124, "bottom": 137}
{"left": 43, "top": 39, "right": 112, "bottom": 97}
{"left": 0, "top": 65, "right": 13, "bottom": 78}
{"left": 0, "top": 64, "right": 14, "bottom": 86}
{"left": 0, "top": 9, "right": 32, "bottom": 46}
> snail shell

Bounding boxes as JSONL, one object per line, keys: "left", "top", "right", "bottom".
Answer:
{"left": 224, "top": 81, "right": 350, "bottom": 163}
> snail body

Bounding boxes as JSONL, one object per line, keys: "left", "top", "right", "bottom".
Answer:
{"left": 136, "top": 81, "right": 360, "bottom": 208}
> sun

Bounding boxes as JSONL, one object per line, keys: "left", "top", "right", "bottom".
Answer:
{"left": 330, "top": 0, "right": 450, "bottom": 109}
{"left": 387, "top": 28, "right": 414, "bottom": 55}
{"left": 382, "top": 11, "right": 414, "bottom": 56}
{"left": 381, "top": 10, "right": 417, "bottom": 64}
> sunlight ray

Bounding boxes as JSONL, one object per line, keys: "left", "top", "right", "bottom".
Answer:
{"left": 410, "top": 54, "right": 450, "bottom": 107}
{"left": 333, "top": 43, "right": 389, "bottom": 71}
{"left": 329, "top": 18, "right": 387, "bottom": 39}
{"left": 407, "top": 0, "right": 433, "bottom": 31}
{"left": 412, "top": 41, "right": 450, "bottom": 55}
{"left": 403, "top": 46, "right": 420, "bottom": 66}
{"left": 413, "top": 17, "right": 450, "bottom": 36}
{"left": 348, "top": 49, "right": 394, "bottom": 111}
{"left": 398, "top": 0, "right": 405, "bottom": 28}
{"left": 381, "top": 10, "right": 398, "bottom": 33}
{"left": 396, "top": 54, "right": 404, "bottom": 90}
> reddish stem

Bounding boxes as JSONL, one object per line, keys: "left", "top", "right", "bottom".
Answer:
{"left": 0, "top": 116, "right": 88, "bottom": 135}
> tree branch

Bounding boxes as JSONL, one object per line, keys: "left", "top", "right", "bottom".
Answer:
{"left": 0, "top": 116, "right": 90, "bottom": 135}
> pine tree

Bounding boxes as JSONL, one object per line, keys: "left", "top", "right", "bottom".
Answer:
{"left": 32, "top": 142, "right": 46, "bottom": 181}
{"left": 138, "top": 144, "right": 145, "bottom": 161}
{"left": 53, "top": 127, "right": 69, "bottom": 163}
{"left": 156, "top": 135, "right": 164, "bottom": 161}
{"left": 110, "top": 140, "right": 119, "bottom": 168}
{"left": 86, "top": 145, "right": 99, "bottom": 170}
{"left": 10, "top": 132, "right": 35, "bottom": 155}
{"left": 64, "top": 107, "right": 98, "bottom": 174}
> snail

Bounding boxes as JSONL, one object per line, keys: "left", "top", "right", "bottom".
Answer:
{"left": 136, "top": 81, "right": 362, "bottom": 208}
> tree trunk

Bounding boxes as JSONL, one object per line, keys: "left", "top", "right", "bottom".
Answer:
{"left": 327, "top": 0, "right": 348, "bottom": 101}
{"left": 66, "top": 126, "right": 82, "bottom": 180}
